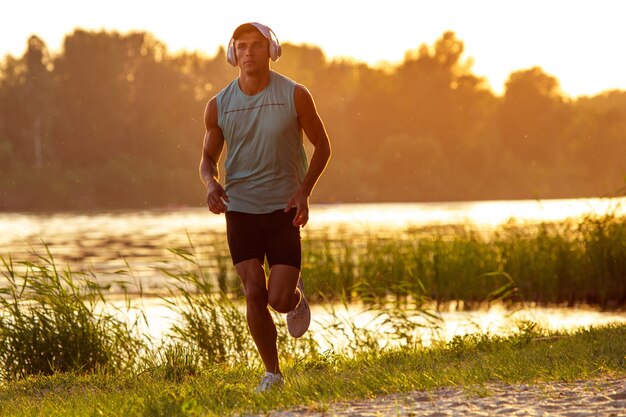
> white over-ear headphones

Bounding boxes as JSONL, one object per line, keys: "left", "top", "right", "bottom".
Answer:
{"left": 226, "top": 22, "right": 282, "bottom": 67}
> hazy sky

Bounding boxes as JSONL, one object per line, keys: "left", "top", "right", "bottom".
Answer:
{"left": 3, "top": 0, "right": 625, "bottom": 97}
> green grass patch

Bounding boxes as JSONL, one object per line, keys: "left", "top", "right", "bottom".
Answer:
{"left": 0, "top": 324, "right": 624, "bottom": 416}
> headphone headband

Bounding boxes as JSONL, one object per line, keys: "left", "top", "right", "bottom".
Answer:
{"left": 226, "top": 22, "right": 282, "bottom": 67}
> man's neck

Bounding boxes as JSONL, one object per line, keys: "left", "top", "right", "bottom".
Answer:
{"left": 238, "top": 69, "right": 272, "bottom": 96}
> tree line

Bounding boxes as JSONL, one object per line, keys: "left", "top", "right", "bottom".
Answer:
{"left": 1, "top": 29, "right": 625, "bottom": 211}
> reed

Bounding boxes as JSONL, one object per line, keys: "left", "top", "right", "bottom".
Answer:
{"left": 0, "top": 247, "right": 145, "bottom": 380}
{"left": 299, "top": 213, "right": 626, "bottom": 308}
{"left": 0, "top": 242, "right": 438, "bottom": 383}
{"left": 158, "top": 247, "right": 318, "bottom": 368}
{"left": 154, "top": 246, "right": 441, "bottom": 367}
{"left": 162, "top": 212, "right": 625, "bottom": 309}
{"left": 493, "top": 212, "right": 626, "bottom": 307}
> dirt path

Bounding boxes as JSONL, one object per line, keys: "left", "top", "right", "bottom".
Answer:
{"left": 263, "top": 376, "right": 626, "bottom": 417}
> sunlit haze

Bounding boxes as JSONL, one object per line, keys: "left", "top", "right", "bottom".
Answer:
{"left": 3, "top": 0, "right": 626, "bottom": 97}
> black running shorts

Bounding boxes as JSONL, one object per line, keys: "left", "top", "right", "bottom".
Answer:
{"left": 225, "top": 208, "right": 301, "bottom": 269}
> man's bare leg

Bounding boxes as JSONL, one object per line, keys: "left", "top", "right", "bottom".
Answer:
{"left": 235, "top": 259, "right": 280, "bottom": 374}
{"left": 267, "top": 264, "right": 301, "bottom": 313}
{"left": 269, "top": 264, "right": 310, "bottom": 338}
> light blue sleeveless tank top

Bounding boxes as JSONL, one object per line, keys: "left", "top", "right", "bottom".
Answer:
{"left": 216, "top": 71, "right": 308, "bottom": 214}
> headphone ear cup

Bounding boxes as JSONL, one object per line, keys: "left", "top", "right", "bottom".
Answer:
{"left": 226, "top": 38, "right": 237, "bottom": 66}
{"left": 275, "top": 43, "right": 282, "bottom": 60}
{"left": 268, "top": 29, "right": 282, "bottom": 62}
{"left": 269, "top": 41, "right": 277, "bottom": 61}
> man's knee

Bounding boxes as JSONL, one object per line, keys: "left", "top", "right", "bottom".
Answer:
{"left": 235, "top": 260, "right": 268, "bottom": 311}
{"left": 244, "top": 283, "right": 269, "bottom": 311}
{"left": 267, "top": 264, "right": 300, "bottom": 313}
{"left": 268, "top": 290, "right": 296, "bottom": 314}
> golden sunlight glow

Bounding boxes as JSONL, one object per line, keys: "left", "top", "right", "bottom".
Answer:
{"left": 2, "top": 198, "right": 623, "bottom": 248}
{"left": 3, "top": 0, "right": 626, "bottom": 96}
{"left": 311, "top": 198, "right": 626, "bottom": 232}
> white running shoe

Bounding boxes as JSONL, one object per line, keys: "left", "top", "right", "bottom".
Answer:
{"left": 286, "top": 277, "right": 311, "bottom": 338}
{"left": 254, "top": 372, "right": 284, "bottom": 393}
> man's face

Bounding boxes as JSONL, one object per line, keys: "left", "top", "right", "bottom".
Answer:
{"left": 234, "top": 31, "right": 270, "bottom": 71}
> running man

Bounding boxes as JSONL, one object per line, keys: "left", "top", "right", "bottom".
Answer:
{"left": 199, "top": 22, "right": 331, "bottom": 392}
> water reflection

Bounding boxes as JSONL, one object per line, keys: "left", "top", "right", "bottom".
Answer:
{"left": 114, "top": 298, "right": 626, "bottom": 350}
{"left": 311, "top": 304, "right": 626, "bottom": 350}
{"left": 311, "top": 197, "right": 626, "bottom": 230}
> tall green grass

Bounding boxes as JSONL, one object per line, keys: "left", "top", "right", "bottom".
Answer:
{"left": 160, "top": 247, "right": 317, "bottom": 368}
{"left": 0, "top": 244, "right": 438, "bottom": 382}
{"left": 299, "top": 213, "right": 626, "bottom": 308}
{"left": 157, "top": 247, "right": 436, "bottom": 366}
{"left": 0, "top": 247, "right": 145, "bottom": 380}
{"left": 183, "top": 212, "right": 625, "bottom": 308}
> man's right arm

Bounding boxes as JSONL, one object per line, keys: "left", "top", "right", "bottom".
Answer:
{"left": 199, "top": 97, "right": 229, "bottom": 214}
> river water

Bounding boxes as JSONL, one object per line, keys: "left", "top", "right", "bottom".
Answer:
{"left": 117, "top": 298, "right": 626, "bottom": 349}
{"left": 2, "top": 197, "right": 624, "bottom": 274}
{"left": 2, "top": 197, "right": 625, "bottom": 343}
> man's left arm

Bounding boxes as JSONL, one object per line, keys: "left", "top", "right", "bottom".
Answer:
{"left": 285, "top": 84, "right": 332, "bottom": 227}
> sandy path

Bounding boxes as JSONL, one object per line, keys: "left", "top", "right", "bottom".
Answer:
{"left": 264, "top": 376, "right": 626, "bottom": 417}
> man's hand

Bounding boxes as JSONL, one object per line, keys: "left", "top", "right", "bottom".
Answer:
{"left": 285, "top": 188, "right": 309, "bottom": 227}
{"left": 206, "top": 179, "right": 229, "bottom": 214}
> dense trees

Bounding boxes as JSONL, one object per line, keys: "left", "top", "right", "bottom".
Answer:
{"left": 0, "top": 29, "right": 624, "bottom": 211}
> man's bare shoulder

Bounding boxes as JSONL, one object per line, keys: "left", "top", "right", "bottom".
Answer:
{"left": 207, "top": 94, "right": 219, "bottom": 108}
{"left": 293, "top": 83, "right": 317, "bottom": 116}
{"left": 294, "top": 83, "right": 312, "bottom": 96}
{"left": 204, "top": 95, "right": 220, "bottom": 128}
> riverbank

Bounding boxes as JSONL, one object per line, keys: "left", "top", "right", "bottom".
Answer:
{"left": 1, "top": 324, "right": 624, "bottom": 416}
